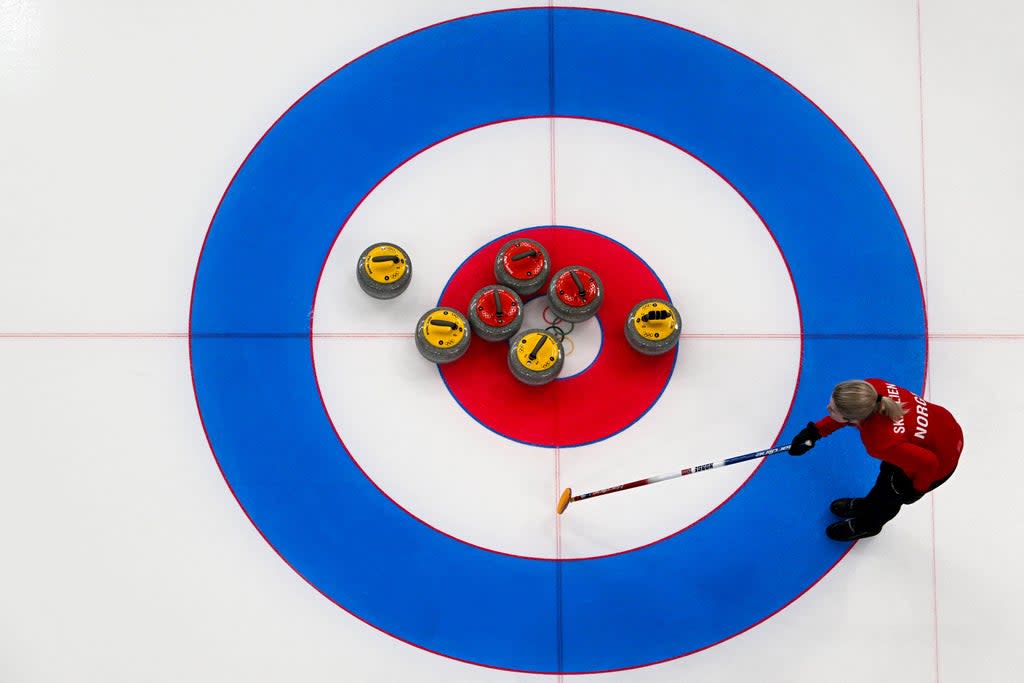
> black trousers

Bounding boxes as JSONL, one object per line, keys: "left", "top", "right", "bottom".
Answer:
{"left": 857, "top": 462, "right": 954, "bottom": 532}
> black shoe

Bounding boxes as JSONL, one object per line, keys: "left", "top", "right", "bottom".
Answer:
{"left": 830, "top": 497, "right": 866, "bottom": 517}
{"left": 826, "top": 518, "right": 881, "bottom": 542}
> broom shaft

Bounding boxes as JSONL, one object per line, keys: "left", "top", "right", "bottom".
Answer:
{"left": 571, "top": 444, "right": 791, "bottom": 503}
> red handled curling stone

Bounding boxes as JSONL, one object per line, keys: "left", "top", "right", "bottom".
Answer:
{"left": 547, "top": 265, "right": 603, "bottom": 323}
{"left": 415, "top": 307, "right": 471, "bottom": 364}
{"left": 507, "top": 328, "right": 564, "bottom": 385}
{"left": 624, "top": 298, "right": 681, "bottom": 355}
{"left": 493, "top": 238, "right": 551, "bottom": 296}
{"left": 468, "top": 285, "right": 524, "bottom": 342}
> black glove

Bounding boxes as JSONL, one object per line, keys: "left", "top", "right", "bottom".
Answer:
{"left": 789, "top": 422, "right": 820, "bottom": 456}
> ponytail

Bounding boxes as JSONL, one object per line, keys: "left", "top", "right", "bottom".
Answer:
{"left": 877, "top": 395, "right": 908, "bottom": 420}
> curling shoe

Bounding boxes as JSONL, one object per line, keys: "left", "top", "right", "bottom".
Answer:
{"left": 826, "top": 518, "right": 881, "bottom": 542}
{"left": 830, "top": 498, "right": 866, "bottom": 517}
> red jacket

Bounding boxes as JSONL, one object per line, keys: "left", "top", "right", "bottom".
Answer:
{"left": 815, "top": 378, "right": 963, "bottom": 492}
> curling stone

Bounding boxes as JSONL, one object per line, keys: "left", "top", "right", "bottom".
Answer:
{"left": 357, "top": 242, "right": 412, "bottom": 299}
{"left": 547, "top": 265, "right": 603, "bottom": 323}
{"left": 507, "top": 328, "right": 564, "bottom": 385}
{"left": 624, "top": 299, "right": 681, "bottom": 355}
{"left": 415, "top": 307, "right": 470, "bottom": 363}
{"left": 494, "top": 238, "right": 550, "bottom": 296}
{"left": 468, "top": 285, "right": 524, "bottom": 342}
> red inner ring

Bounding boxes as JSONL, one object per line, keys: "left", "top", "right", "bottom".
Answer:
{"left": 439, "top": 226, "right": 674, "bottom": 447}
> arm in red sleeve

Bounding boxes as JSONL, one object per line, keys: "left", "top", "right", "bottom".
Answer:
{"left": 814, "top": 416, "right": 848, "bottom": 437}
{"left": 875, "top": 442, "right": 941, "bottom": 492}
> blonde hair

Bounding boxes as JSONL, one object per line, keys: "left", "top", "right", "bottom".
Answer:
{"left": 832, "top": 380, "right": 909, "bottom": 422}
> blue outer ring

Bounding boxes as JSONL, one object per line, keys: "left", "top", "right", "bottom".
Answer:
{"left": 190, "top": 8, "right": 925, "bottom": 674}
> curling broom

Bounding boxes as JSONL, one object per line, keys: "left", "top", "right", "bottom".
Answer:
{"left": 556, "top": 443, "right": 801, "bottom": 514}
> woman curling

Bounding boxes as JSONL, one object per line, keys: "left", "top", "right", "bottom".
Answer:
{"left": 789, "top": 378, "right": 964, "bottom": 541}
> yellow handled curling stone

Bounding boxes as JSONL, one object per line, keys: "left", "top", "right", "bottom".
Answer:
{"left": 415, "top": 307, "right": 471, "bottom": 363}
{"left": 356, "top": 242, "right": 412, "bottom": 299}
{"left": 507, "top": 328, "right": 564, "bottom": 385}
{"left": 624, "top": 298, "right": 681, "bottom": 355}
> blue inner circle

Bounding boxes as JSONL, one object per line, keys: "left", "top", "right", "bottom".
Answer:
{"left": 190, "top": 8, "right": 925, "bottom": 674}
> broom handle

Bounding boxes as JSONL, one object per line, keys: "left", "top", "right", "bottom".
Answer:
{"left": 569, "top": 444, "right": 793, "bottom": 503}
